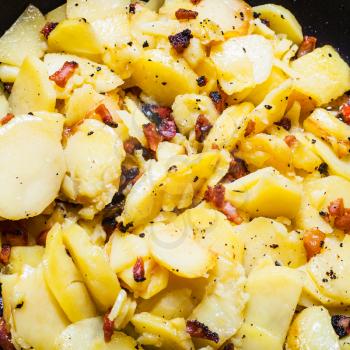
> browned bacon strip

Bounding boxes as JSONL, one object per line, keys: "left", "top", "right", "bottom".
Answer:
{"left": 41, "top": 22, "right": 58, "bottom": 39}
{"left": 303, "top": 228, "right": 326, "bottom": 260}
{"left": 133, "top": 257, "right": 146, "bottom": 283}
{"left": 95, "top": 104, "right": 118, "bottom": 128}
{"left": 169, "top": 29, "right": 193, "bottom": 53}
{"left": 186, "top": 320, "right": 219, "bottom": 343}
{"left": 195, "top": 114, "right": 212, "bottom": 142}
{"left": 143, "top": 123, "right": 162, "bottom": 152}
{"left": 296, "top": 36, "right": 317, "bottom": 58}
{"left": 0, "top": 114, "right": 14, "bottom": 126}
{"left": 175, "top": 9, "right": 198, "bottom": 20}
{"left": 49, "top": 61, "right": 79, "bottom": 88}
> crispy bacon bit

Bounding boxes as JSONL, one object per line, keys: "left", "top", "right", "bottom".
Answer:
{"left": 36, "top": 230, "right": 49, "bottom": 247}
{"left": 0, "top": 113, "right": 14, "bottom": 126}
{"left": 129, "top": 3, "right": 136, "bottom": 14}
{"left": 318, "top": 162, "right": 329, "bottom": 177}
{"left": 41, "top": 22, "right": 58, "bottom": 39}
{"left": 223, "top": 157, "right": 249, "bottom": 182}
{"left": 303, "top": 229, "right": 326, "bottom": 260}
{"left": 120, "top": 167, "right": 140, "bottom": 192}
{"left": 143, "top": 123, "right": 162, "bottom": 151}
{"left": 327, "top": 198, "right": 350, "bottom": 232}
{"left": 209, "top": 91, "right": 226, "bottom": 114}
{"left": 274, "top": 117, "right": 292, "bottom": 131}
{"left": 296, "top": 36, "right": 317, "bottom": 58}
{"left": 197, "top": 75, "right": 208, "bottom": 87}
{"left": 3, "top": 83, "right": 13, "bottom": 94}
{"left": 0, "top": 245, "right": 11, "bottom": 265}
{"left": 158, "top": 118, "right": 177, "bottom": 141}
{"left": 190, "top": 0, "right": 202, "bottom": 4}
{"left": 123, "top": 137, "right": 142, "bottom": 154}
{"left": 195, "top": 114, "right": 213, "bottom": 142}
{"left": 205, "top": 185, "right": 242, "bottom": 224}
{"left": 175, "top": 9, "right": 199, "bottom": 20}
{"left": 340, "top": 101, "right": 350, "bottom": 124}
{"left": 284, "top": 135, "right": 298, "bottom": 148}
{"left": 331, "top": 315, "right": 350, "bottom": 338}
{"left": 0, "top": 318, "right": 15, "bottom": 350}
{"left": 49, "top": 61, "right": 79, "bottom": 88}
{"left": 186, "top": 320, "right": 220, "bottom": 344}
{"left": 244, "top": 120, "right": 256, "bottom": 137}
{"left": 103, "top": 312, "right": 114, "bottom": 343}
{"left": 169, "top": 29, "right": 193, "bottom": 54}
{"left": 328, "top": 198, "right": 345, "bottom": 217}
{"left": 133, "top": 257, "right": 146, "bottom": 283}
{"left": 0, "top": 221, "right": 28, "bottom": 246}
{"left": 334, "top": 215, "right": 350, "bottom": 232}
{"left": 142, "top": 104, "right": 172, "bottom": 124}
{"left": 95, "top": 104, "right": 118, "bottom": 128}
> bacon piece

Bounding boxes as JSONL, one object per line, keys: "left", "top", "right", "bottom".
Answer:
{"left": 133, "top": 257, "right": 146, "bottom": 283}
{"left": 274, "top": 117, "right": 292, "bottom": 131}
{"left": 197, "top": 75, "right": 208, "bottom": 87}
{"left": 0, "top": 114, "right": 14, "bottom": 126}
{"left": 205, "top": 185, "right": 242, "bottom": 224}
{"left": 123, "top": 137, "right": 142, "bottom": 154}
{"left": 0, "top": 245, "right": 11, "bottom": 265}
{"left": 209, "top": 91, "right": 226, "bottom": 114}
{"left": 36, "top": 230, "right": 49, "bottom": 247}
{"left": 296, "top": 36, "right": 317, "bottom": 58}
{"left": 186, "top": 320, "right": 219, "bottom": 343}
{"left": 175, "top": 9, "right": 198, "bottom": 20}
{"left": 143, "top": 123, "right": 162, "bottom": 151}
{"left": 158, "top": 118, "right": 177, "bottom": 141}
{"left": 169, "top": 29, "right": 193, "bottom": 54}
{"left": 303, "top": 228, "right": 326, "bottom": 260}
{"left": 49, "top": 61, "right": 79, "bottom": 88}
{"left": 190, "top": 0, "right": 202, "bottom": 4}
{"left": 0, "top": 318, "right": 15, "bottom": 350}
{"left": 95, "top": 104, "right": 118, "bottom": 128}
{"left": 334, "top": 215, "right": 350, "bottom": 232}
{"left": 0, "top": 221, "right": 28, "bottom": 246}
{"left": 195, "top": 114, "right": 213, "bottom": 142}
{"left": 328, "top": 198, "right": 345, "bottom": 217}
{"left": 244, "top": 120, "right": 256, "bottom": 137}
{"left": 223, "top": 157, "right": 249, "bottom": 182}
{"left": 327, "top": 198, "right": 350, "bottom": 231}
{"left": 340, "top": 102, "right": 350, "bottom": 124}
{"left": 284, "top": 135, "right": 298, "bottom": 148}
{"left": 331, "top": 315, "right": 350, "bottom": 338}
{"left": 41, "top": 22, "right": 58, "bottom": 39}
{"left": 3, "top": 83, "right": 13, "bottom": 94}
{"left": 129, "top": 3, "right": 136, "bottom": 14}
{"left": 103, "top": 312, "right": 114, "bottom": 343}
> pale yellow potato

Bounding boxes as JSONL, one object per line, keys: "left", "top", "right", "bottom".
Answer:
{"left": 224, "top": 167, "right": 302, "bottom": 219}
{"left": 55, "top": 317, "right": 141, "bottom": 350}
{"left": 172, "top": 94, "right": 219, "bottom": 136}
{"left": 0, "top": 94, "right": 9, "bottom": 117}
{"left": 46, "top": 4, "right": 67, "bottom": 22}
{"left": 0, "top": 115, "right": 65, "bottom": 220}
{"left": 132, "top": 312, "right": 194, "bottom": 350}
{"left": 8, "top": 246, "right": 44, "bottom": 274}
{"left": 291, "top": 46, "right": 350, "bottom": 106}
{"left": 233, "top": 218, "right": 306, "bottom": 273}
{"left": 131, "top": 49, "right": 198, "bottom": 106}
{"left": 9, "top": 56, "right": 56, "bottom": 115}
{"left": 183, "top": 38, "right": 206, "bottom": 69}
{"left": 62, "top": 223, "right": 121, "bottom": 311}
{"left": 0, "top": 5, "right": 46, "bottom": 67}
{"left": 62, "top": 119, "right": 125, "bottom": 217}
{"left": 157, "top": 142, "right": 186, "bottom": 162}
{"left": 0, "top": 63, "right": 20, "bottom": 83}
{"left": 189, "top": 257, "right": 247, "bottom": 348}
{"left": 253, "top": 4, "right": 303, "bottom": 43}
{"left": 48, "top": 18, "right": 103, "bottom": 56}
{"left": 286, "top": 306, "right": 340, "bottom": 350}
{"left": 144, "top": 0, "right": 165, "bottom": 11}
{"left": 43, "top": 224, "right": 97, "bottom": 322}
{"left": 211, "top": 35, "right": 273, "bottom": 95}
{"left": 1, "top": 265, "right": 69, "bottom": 350}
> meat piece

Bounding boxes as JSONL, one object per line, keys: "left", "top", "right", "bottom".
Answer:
{"left": 0, "top": 318, "right": 15, "bottom": 350}
{"left": 244, "top": 120, "right": 256, "bottom": 137}
{"left": 318, "top": 162, "right": 329, "bottom": 177}
{"left": 0, "top": 114, "right": 14, "bottom": 126}
{"left": 221, "top": 201, "right": 243, "bottom": 225}
{"left": 195, "top": 114, "right": 213, "bottom": 142}
{"left": 331, "top": 315, "right": 350, "bottom": 338}
{"left": 223, "top": 157, "right": 249, "bottom": 182}
{"left": 49, "top": 61, "right": 79, "bottom": 88}
{"left": 103, "top": 312, "right": 114, "bottom": 343}
{"left": 209, "top": 91, "right": 226, "bottom": 113}
{"left": 129, "top": 3, "right": 136, "bottom": 14}
{"left": 143, "top": 123, "right": 162, "bottom": 151}
{"left": 274, "top": 117, "right": 292, "bottom": 131}
{"left": 334, "top": 215, "right": 350, "bottom": 232}
{"left": 328, "top": 198, "right": 345, "bottom": 217}
{"left": 296, "top": 36, "right": 317, "bottom": 58}
{"left": 142, "top": 104, "right": 172, "bottom": 124}
{"left": 196, "top": 76, "right": 208, "bottom": 87}
{"left": 3, "top": 83, "right": 13, "bottom": 94}
{"left": 41, "top": 22, "right": 58, "bottom": 39}
{"left": 284, "top": 135, "right": 298, "bottom": 148}
{"left": 303, "top": 228, "right": 326, "bottom": 260}
{"left": 169, "top": 29, "right": 193, "bottom": 54}
{"left": 0, "top": 221, "right": 28, "bottom": 246}
{"left": 340, "top": 101, "right": 350, "bottom": 125}
{"left": 175, "top": 9, "right": 199, "bottom": 20}
{"left": 95, "top": 104, "right": 118, "bottom": 128}
{"left": 158, "top": 118, "right": 177, "bottom": 141}
{"left": 133, "top": 257, "right": 146, "bottom": 283}
{"left": 123, "top": 137, "right": 142, "bottom": 154}
{"left": 186, "top": 320, "right": 220, "bottom": 343}
{"left": 327, "top": 198, "right": 350, "bottom": 232}
{"left": 0, "top": 245, "right": 11, "bottom": 265}
{"left": 190, "top": 0, "right": 202, "bottom": 4}
{"left": 120, "top": 167, "right": 140, "bottom": 192}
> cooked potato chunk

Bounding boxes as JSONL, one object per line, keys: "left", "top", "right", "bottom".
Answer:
{"left": 8, "top": 246, "right": 44, "bottom": 274}
{"left": 0, "top": 5, "right": 46, "bottom": 67}
{"left": 0, "top": 115, "right": 65, "bottom": 220}
{"left": 0, "top": 94, "right": 9, "bottom": 117}
{"left": 0, "top": 64, "right": 20, "bottom": 83}
{"left": 9, "top": 56, "right": 56, "bottom": 115}
{"left": 46, "top": 4, "right": 67, "bottom": 23}
{"left": 291, "top": 46, "right": 350, "bottom": 106}
{"left": 286, "top": 306, "right": 340, "bottom": 350}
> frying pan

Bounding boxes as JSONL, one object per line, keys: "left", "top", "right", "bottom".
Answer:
{"left": 0, "top": 0, "right": 349, "bottom": 62}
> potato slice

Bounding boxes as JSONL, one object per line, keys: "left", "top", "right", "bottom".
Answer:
{"left": 46, "top": 4, "right": 67, "bottom": 22}
{"left": 0, "top": 94, "right": 9, "bottom": 117}
{"left": 48, "top": 18, "right": 103, "bottom": 56}
{"left": 9, "top": 56, "right": 56, "bottom": 115}
{"left": 1, "top": 265, "right": 68, "bottom": 350}
{"left": 0, "top": 115, "right": 65, "bottom": 220}
{"left": 55, "top": 317, "right": 140, "bottom": 350}
{"left": 132, "top": 312, "right": 194, "bottom": 350}
{"left": 131, "top": 49, "right": 198, "bottom": 106}
{"left": 8, "top": 246, "right": 44, "bottom": 274}
{"left": 286, "top": 306, "right": 340, "bottom": 350}
{"left": 0, "top": 64, "right": 20, "bottom": 83}
{"left": 62, "top": 224, "right": 120, "bottom": 311}
{"left": 43, "top": 224, "right": 97, "bottom": 322}
{"left": 291, "top": 46, "right": 350, "bottom": 106}
{"left": 253, "top": 4, "right": 303, "bottom": 44}
{"left": 0, "top": 5, "right": 46, "bottom": 67}
{"left": 233, "top": 218, "right": 306, "bottom": 273}
{"left": 224, "top": 167, "right": 302, "bottom": 219}
{"left": 211, "top": 35, "right": 273, "bottom": 95}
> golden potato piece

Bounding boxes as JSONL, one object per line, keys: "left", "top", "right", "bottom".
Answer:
{"left": 8, "top": 246, "right": 44, "bottom": 274}
{"left": 46, "top": 4, "right": 67, "bottom": 23}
